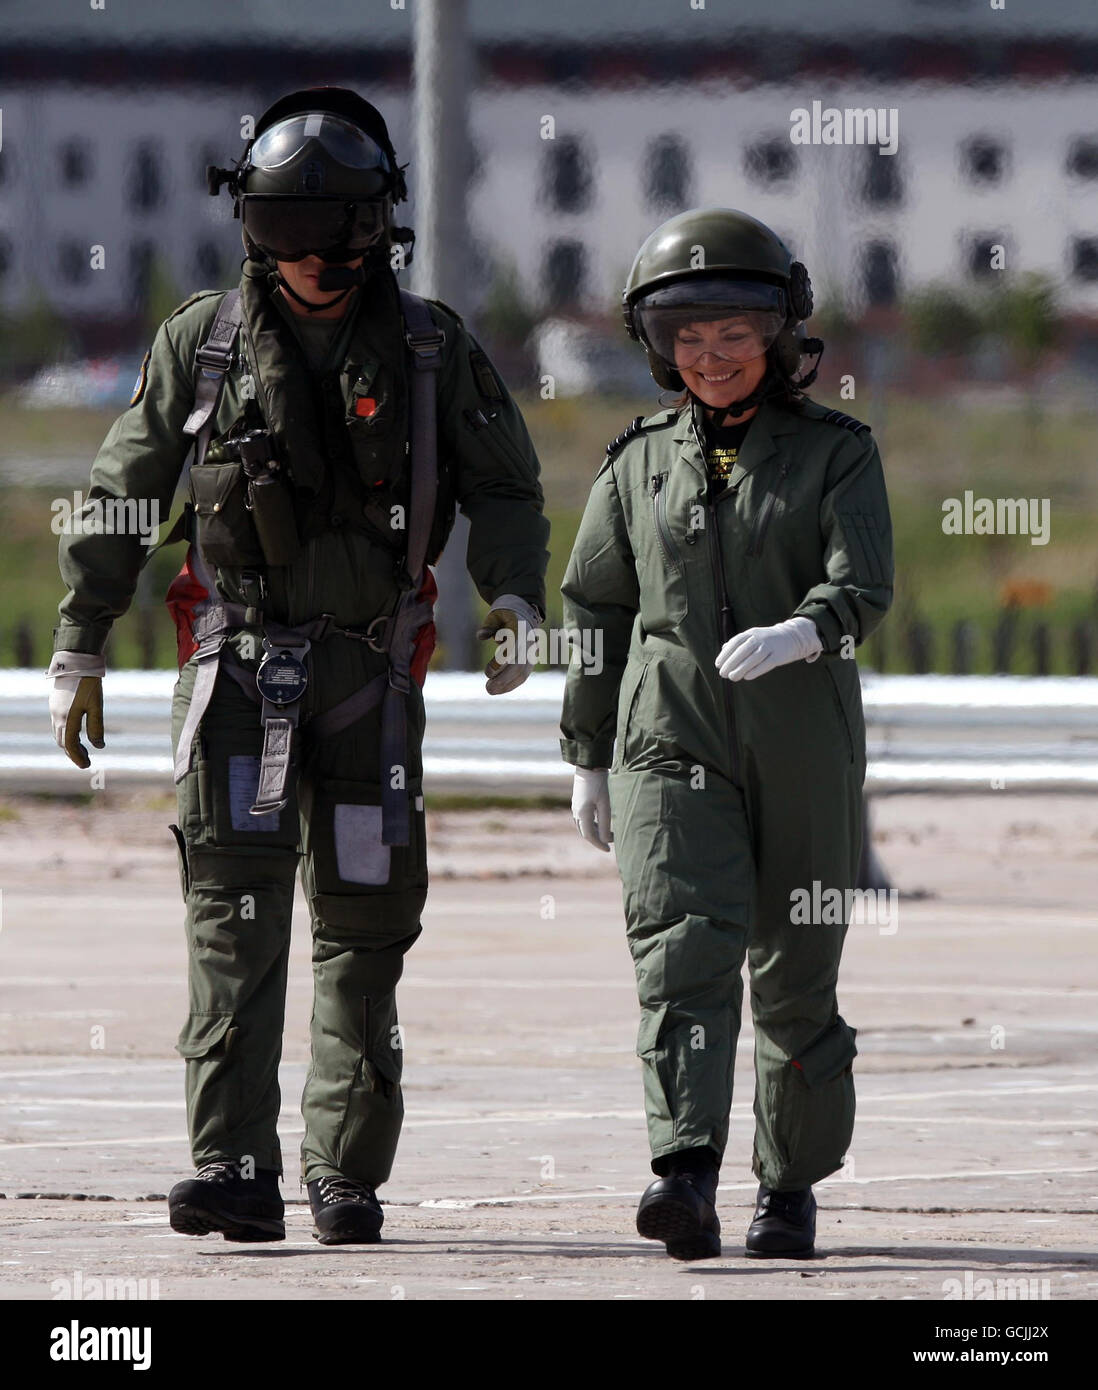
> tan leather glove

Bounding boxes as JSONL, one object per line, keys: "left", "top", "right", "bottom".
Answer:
{"left": 476, "top": 593, "right": 543, "bottom": 695}
{"left": 47, "top": 651, "right": 106, "bottom": 769}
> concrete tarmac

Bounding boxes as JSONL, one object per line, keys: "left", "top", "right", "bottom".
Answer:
{"left": 0, "top": 792, "right": 1095, "bottom": 1301}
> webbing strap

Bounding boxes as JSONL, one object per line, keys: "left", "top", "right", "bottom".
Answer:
{"left": 171, "top": 291, "right": 442, "bottom": 845}
{"left": 378, "top": 291, "right": 443, "bottom": 845}
{"left": 142, "top": 290, "right": 243, "bottom": 571}
{"left": 308, "top": 672, "right": 388, "bottom": 741}
{"left": 182, "top": 289, "right": 243, "bottom": 456}
{"left": 398, "top": 289, "right": 442, "bottom": 585}
{"left": 172, "top": 633, "right": 226, "bottom": 783}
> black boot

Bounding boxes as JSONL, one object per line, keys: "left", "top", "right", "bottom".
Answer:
{"left": 168, "top": 1159, "right": 285, "bottom": 1242}
{"left": 307, "top": 1175, "right": 384, "bottom": 1246}
{"left": 636, "top": 1149, "right": 721, "bottom": 1261}
{"left": 745, "top": 1184, "right": 816, "bottom": 1257}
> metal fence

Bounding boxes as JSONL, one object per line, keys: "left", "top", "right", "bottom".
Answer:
{"left": 3, "top": 670, "right": 1097, "bottom": 794}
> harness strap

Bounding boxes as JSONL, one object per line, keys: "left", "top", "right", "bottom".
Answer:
{"left": 375, "top": 291, "right": 445, "bottom": 845}
{"left": 182, "top": 289, "right": 243, "bottom": 457}
{"left": 173, "top": 290, "right": 444, "bottom": 850}
{"left": 308, "top": 672, "right": 389, "bottom": 741}
{"left": 172, "top": 632, "right": 227, "bottom": 783}
{"left": 145, "top": 289, "right": 244, "bottom": 573}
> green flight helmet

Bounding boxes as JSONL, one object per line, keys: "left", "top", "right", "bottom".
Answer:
{"left": 622, "top": 207, "right": 820, "bottom": 391}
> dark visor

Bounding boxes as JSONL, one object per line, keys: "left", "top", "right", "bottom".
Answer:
{"left": 242, "top": 197, "right": 388, "bottom": 260}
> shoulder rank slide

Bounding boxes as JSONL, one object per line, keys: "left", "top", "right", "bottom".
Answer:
{"left": 606, "top": 416, "right": 646, "bottom": 459}
{"left": 821, "top": 408, "right": 871, "bottom": 436}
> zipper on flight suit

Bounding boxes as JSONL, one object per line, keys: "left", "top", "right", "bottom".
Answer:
{"left": 748, "top": 459, "right": 792, "bottom": 556}
{"left": 691, "top": 411, "right": 741, "bottom": 787}
{"left": 649, "top": 473, "right": 683, "bottom": 574}
{"left": 706, "top": 498, "right": 742, "bottom": 788}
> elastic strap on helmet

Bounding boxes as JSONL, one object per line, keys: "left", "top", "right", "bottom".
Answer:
{"left": 274, "top": 271, "right": 354, "bottom": 314}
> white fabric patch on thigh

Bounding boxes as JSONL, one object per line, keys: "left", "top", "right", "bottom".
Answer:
{"left": 334, "top": 803, "right": 391, "bottom": 885}
{"left": 228, "top": 756, "right": 280, "bottom": 832}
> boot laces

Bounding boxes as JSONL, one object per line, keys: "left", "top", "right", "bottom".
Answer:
{"left": 195, "top": 1159, "right": 241, "bottom": 1184}
{"left": 316, "top": 1175, "right": 376, "bottom": 1207}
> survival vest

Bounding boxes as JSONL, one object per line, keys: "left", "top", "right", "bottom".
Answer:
{"left": 162, "top": 275, "right": 450, "bottom": 848}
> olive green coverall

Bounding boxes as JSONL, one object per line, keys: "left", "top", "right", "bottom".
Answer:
{"left": 54, "top": 262, "right": 549, "bottom": 1188}
{"left": 560, "top": 396, "right": 893, "bottom": 1190}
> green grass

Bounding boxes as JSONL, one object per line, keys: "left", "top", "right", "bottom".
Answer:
{"left": 5, "top": 390, "right": 1097, "bottom": 674}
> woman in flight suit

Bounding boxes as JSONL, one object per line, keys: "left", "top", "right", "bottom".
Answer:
{"left": 560, "top": 208, "right": 893, "bottom": 1260}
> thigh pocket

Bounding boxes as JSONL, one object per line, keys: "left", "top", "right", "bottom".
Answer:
{"left": 822, "top": 663, "right": 856, "bottom": 766}
{"left": 614, "top": 660, "right": 650, "bottom": 771}
{"left": 176, "top": 1010, "right": 241, "bottom": 1117}
{"left": 304, "top": 778, "right": 428, "bottom": 895}
{"left": 635, "top": 1002, "right": 675, "bottom": 1129}
{"left": 191, "top": 751, "right": 302, "bottom": 851}
{"left": 792, "top": 1015, "right": 858, "bottom": 1086}
{"left": 773, "top": 1015, "right": 858, "bottom": 1180}
{"left": 176, "top": 1010, "right": 237, "bottom": 1061}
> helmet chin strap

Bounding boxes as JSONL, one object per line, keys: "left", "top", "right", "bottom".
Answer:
{"left": 275, "top": 271, "right": 354, "bottom": 314}
{"left": 274, "top": 262, "right": 366, "bottom": 314}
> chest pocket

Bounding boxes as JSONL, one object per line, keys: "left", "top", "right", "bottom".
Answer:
{"left": 343, "top": 358, "right": 404, "bottom": 488}
{"left": 639, "top": 471, "right": 689, "bottom": 632}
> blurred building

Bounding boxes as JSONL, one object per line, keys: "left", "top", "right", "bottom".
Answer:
{"left": 2, "top": 0, "right": 1098, "bottom": 341}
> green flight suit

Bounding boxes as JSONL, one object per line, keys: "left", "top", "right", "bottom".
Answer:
{"left": 560, "top": 396, "right": 893, "bottom": 1190}
{"left": 54, "top": 261, "right": 550, "bottom": 1189}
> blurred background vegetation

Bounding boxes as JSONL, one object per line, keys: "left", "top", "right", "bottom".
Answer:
{"left": 3, "top": 262, "right": 1097, "bottom": 675}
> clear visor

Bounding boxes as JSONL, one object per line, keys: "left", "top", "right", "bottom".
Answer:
{"left": 250, "top": 113, "right": 391, "bottom": 174}
{"left": 242, "top": 197, "right": 389, "bottom": 260}
{"left": 634, "top": 278, "right": 787, "bottom": 368}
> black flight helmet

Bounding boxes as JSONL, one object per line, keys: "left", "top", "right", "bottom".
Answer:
{"left": 209, "top": 87, "right": 407, "bottom": 266}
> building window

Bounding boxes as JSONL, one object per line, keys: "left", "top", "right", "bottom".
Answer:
{"left": 744, "top": 137, "right": 796, "bottom": 186}
{"left": 645, "top": 134, "right": 691, "bottom": 211}
{"left": 861, "top": 241, "right": 899, "bottom": 306}
{"left": 542, "top": 137, "right": 592, "bottom": 214}
{"left": 1070, "top": 237, "right": 1098, "bottom": 282}
{"left": 129, "top": 239, "right": 155, "bottom": 302}
{"left": 58, "top": 241, "right": 90, "bottom": 285}
{"left": 195, "top": 240, "right": 223, "bottom": 284}
{"left": 861, "top": 147, "right": 902, "bottom": 207}
{"left": 1066, "top": 137, "right": 1098, "bottom": 180}
{"left": 960, "top": 136, "right": 1008, "bottom": 186}
{"left": 128, "top": 143, "right": 164, "bottom": 212}
{"left": 59, "top": 140, "right": 92, "bottom": 188}
{"left": 964, "top": 234, "right": 1006, "bottom": 279}
{"left": 0, "top": 234, "right": 11, "bottom": 281}
{"left": 543, "top": 240, "right": 586, "bottom": 310}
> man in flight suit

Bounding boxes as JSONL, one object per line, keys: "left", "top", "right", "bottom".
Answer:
{"left": 49, "top": 88, "right": 549, "bottom": 1245}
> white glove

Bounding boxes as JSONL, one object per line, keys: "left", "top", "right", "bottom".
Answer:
{"left": 47, "top": 650, "right": 107, "bottom": 768}
{"left": 571, "top": 767, "right": 612, "bottom": 852}
{"left": 715, "top": 617, "right": 822, "bottom": 681}
{"left": 476, "top": 593, "right": 543, "bottom": 694}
